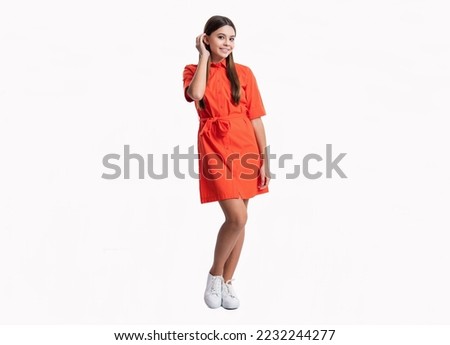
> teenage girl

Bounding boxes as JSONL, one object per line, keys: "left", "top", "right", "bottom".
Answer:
{"left": 183, "top": 15, "right": 270, "bottom": 310}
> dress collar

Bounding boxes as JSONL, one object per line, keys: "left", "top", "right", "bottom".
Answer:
{"left": 210, "top": 58, "right": 227, "bottom": 68}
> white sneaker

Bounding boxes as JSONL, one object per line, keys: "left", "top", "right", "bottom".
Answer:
{"left": 204, "top": 273, "right": 223, "bottom": 309}
{"left": 221, "top": 279, "right": 240, "bottom": 310}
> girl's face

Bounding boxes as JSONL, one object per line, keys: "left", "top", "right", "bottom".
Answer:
{"left": 204, "top": 25, "right": 236, "bottom": 62}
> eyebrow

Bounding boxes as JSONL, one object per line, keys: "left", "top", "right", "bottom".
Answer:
{"left": 217, "top": 32, "right": 236, "bottom": 37}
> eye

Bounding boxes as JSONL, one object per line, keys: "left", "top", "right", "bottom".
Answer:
{"left": 230, "top": 37, "right": 235, "bottom": 42}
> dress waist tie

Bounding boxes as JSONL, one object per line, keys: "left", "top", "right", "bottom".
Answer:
{"left": 199, "top": 114, "right": 247, "bottom": 138}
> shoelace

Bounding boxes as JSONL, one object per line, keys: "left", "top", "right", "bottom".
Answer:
{"left": 210, "top": 276, "right": 223, "bottom": 296}
{"left": 223, "top": 279, "right": 237, "bottom": 298}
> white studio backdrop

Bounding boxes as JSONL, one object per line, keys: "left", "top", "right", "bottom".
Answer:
{"left": 0, "top": 0, "right": 449, "bottom": 325}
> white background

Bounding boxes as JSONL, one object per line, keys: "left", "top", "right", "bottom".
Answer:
{"left": 1, "top": 0, "right": 449, "bottom": 326}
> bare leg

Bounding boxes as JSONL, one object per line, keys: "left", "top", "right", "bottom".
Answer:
{"left": 209, "top": 198, "right": 248, "bottom": 277}
{"left": 223, "top": 199, "right": 249, "bottom": 282}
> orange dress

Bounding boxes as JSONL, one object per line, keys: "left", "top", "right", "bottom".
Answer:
{"left": 183, "top": 59, "right": 269, "bottom": 204}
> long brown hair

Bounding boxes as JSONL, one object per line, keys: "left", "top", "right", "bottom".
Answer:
{"left": 199, "top": 15, "right": 241, "bottom": 109}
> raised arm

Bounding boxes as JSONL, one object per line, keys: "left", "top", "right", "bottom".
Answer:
{"left": 186, "top": 34, "right": 210, "bottom": 101}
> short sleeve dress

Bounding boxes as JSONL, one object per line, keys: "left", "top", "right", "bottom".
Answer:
{"left": 183, "top": 58, "right": 269, "bottom": 204}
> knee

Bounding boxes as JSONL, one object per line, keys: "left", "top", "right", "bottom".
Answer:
{"left": 225, "top": 211, "right": 247, "bottom": 230}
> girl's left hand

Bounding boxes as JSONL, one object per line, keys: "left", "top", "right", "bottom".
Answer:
{"left": 258, "top": 163, "right": 270, "bottom": 189}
